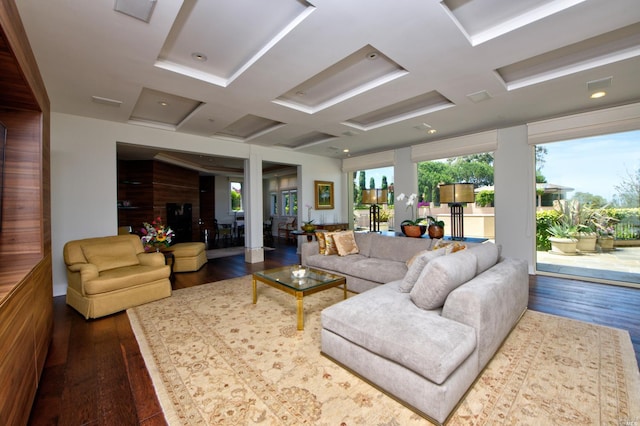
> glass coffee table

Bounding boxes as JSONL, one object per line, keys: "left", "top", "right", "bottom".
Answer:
{"left": 252, "top": 266, "right": 347, "bottom": 330}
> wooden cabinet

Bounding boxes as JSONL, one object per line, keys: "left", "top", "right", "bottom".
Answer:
{"left": 0, "top": 2, "right": 53, "bottom": 425}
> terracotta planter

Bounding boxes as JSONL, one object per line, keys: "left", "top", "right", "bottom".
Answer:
{"left": 428, "top": 224, "right": 444, "bottom": 239}
{"left": 401, "top": 224, "right": 426, "bottom": 238}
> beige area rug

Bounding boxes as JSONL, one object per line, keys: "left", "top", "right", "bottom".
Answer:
{"left": 127, "top": 276, "right": 640, "bottom": 425}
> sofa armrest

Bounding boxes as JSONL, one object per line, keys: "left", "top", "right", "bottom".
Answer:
{"left": 138, "top": 252, "right": 166, "bottom": 267}
{"left": 441, "top": 257, "right": 528, "bottom": 371}
{"left": 68, "top": 263, "right": 99, "bottom": 281}
{"left": 301, "top": 241, "right": 320, "bottom": 265}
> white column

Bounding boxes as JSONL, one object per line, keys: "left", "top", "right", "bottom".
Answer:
{"left": 494, "top": 125, "right": 535, "bottom": 273}
{"left": 244, "top": 152, "right": 264, "bottom": 263}
{"left": 393, "top": 147, "right": 418, "bottom": 226}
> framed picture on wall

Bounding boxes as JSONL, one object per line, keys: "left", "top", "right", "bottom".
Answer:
{"left": 314, "top": 180, "right": 334, "bottom": 210}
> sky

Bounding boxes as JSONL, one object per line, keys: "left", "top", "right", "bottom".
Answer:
{"left": 540, "top": 130, "right": 640, "bottom": 203}
{"left": 354, "top": 129, "right": 640, "bottom": 204}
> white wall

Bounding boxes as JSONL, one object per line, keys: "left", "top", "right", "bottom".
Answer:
{"left": 51, "top": 113, "right": 342, "bottom": 296}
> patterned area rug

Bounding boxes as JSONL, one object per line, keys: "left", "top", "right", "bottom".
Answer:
{"left": 127, "top": 276, "right": 640, "bottom": 425}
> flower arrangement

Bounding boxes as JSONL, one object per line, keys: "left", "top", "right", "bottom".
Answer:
{"left": 140, "top": 217, "right": 175, "bottom": 251}
{"left": 396, "top": 193, "right": 427, "bottom": 226}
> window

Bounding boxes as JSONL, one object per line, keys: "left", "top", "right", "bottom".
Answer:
{"left": 353, "top": 166, "right": 394, "bottom": 230}
{"left": 230, "top": 181, "right": 243, "bottom": 212}
{"left": 269, "top": 192, "right": 277, "bottom": 216}
{"left": 281, "top": 189, "right": 297, "bottom": 215}
{"left": 535, "top": 129, "right": 640, "bottom": 285}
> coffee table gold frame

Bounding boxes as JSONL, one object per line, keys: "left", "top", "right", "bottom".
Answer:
{"left": 252, "top": 266, "right": 347, "bottom": 330}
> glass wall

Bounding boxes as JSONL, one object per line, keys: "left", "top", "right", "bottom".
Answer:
{"left": 535, "top": 129, "right": 640, "bottom": 285}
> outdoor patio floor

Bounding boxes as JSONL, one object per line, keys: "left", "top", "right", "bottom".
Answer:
{"left": 537, "top": 246, "right": 640, "bottom": 285}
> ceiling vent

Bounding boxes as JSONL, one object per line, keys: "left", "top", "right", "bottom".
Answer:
{"left": 587, "top": 76, "right": 612, "bottom": 92}
{"left": 466, "top": 90, "right": 492, "bottom": 103}
{"left": 114, "top": 0, "right": 157, "bottom": 23}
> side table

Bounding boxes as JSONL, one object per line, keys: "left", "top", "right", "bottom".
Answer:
{"left": 291, "top": 230, "right": 315, "bottom": 242}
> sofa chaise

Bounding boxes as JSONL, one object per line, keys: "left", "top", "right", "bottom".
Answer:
{"left": 64, "top": 234, "right": 172, "bottom": 319}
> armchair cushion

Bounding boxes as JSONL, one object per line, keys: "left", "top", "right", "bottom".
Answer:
{"left": 82, "top": 241, "right": 140, "bottom": 272}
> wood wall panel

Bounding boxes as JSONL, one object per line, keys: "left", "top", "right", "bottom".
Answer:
{"left": 118, "top": 160, "right": 201, "bottom": 241}
{"left": 0, "top": 2, "right": 53, "bottom": 425}
{"left": 0, "top": 109, "right": 42, "bottom": 256}
{"left": 0, "top": 277, "right": 37, "bottom": 426}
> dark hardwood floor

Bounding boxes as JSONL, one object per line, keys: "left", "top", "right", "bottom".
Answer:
{"left": 28, "top": 241, "right": 639, "bottom": 425}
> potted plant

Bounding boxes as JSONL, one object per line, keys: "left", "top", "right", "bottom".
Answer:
{"left": 396, "top": 193, "right": 427, "bottom": 237}
{"left": 592, "top": 207, "right": 618, "bottom": 251}
{"left": 547, "top": 222, "right": 579, "bottom": 255}
{"left": 426, "top": 215, "right": 445, "bottom": 239}
{"left": 575, "top": 204, "right": 598, "bottom": 252}
{"left": 378, "top": 207, "right": 391, "bottom": 232}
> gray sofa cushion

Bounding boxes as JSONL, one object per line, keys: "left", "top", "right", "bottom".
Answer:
{"left": 467, "top": 242, "right": 500, "bottom": 274}
{"left": 322, "top": 282, "right": 477, "bottom": 385}
{"left": 368, "top": 234, "right": 433, "bottom": 263}
{"left": 410, "top": 250, "right": 478, "bottom": 310}
{"left": 399, "top": 249, "right": 445, "bottom": 292}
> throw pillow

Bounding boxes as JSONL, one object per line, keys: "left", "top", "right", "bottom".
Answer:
{"left": 446, "top": 242, "right": 467, "bottom": 254}
{"left": 324, "top": 232, "right": 339, "bottom": 256}
{"left": 81, "top": 241, "right": 140, "bottom": 273}
{"left": 315, "top": 231, "right": 328, "bottom": 254}
{"left": 399, "top": 249, "right": 445, "bottom": 292}
{"left": 431, "top": 239, "right": 449, "bottom": 250}
{"left": 410, "top": 250, "right": 478, "bottom": 310}
{"left": 333, "top": 230, "right": 359, "bottom": 256}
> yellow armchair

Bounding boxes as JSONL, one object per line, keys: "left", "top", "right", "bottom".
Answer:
{"left": 63, "top": 234, "right": 172, "bottom": 319}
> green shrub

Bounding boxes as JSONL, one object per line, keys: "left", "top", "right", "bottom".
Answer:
{"left": 475, "top": 190, "right": 494, "bottom": 207}
{"left": 536, "top": 210, "right": 561, "bottom": 251}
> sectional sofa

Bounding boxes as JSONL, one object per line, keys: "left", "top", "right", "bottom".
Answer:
{"left": 302, "top": 231, "right": 529, "bottom": 424}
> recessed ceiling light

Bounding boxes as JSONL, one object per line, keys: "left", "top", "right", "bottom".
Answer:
{"left": 428, "top": 129, "right": 437, "bottom": 134}
{"left": 366, "top": 51, "right": 379, "bottom": 60}
{"left": 158, "top": 101, "right": 169, "bottom": 106}
{"left": 295, "top": 91, "right": 305, "bottom": 96}
{"left": 590, "top": 91, "right": 606, "bottom": 99}
{"left": 343, "top": 148, "right": 350, "bottom": 153}
{"left": 191, "top": 52, "right": 207, "bottom": 62}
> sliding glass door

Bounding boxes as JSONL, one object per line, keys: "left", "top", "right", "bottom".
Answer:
{"left": 534, "top": 129, "right": 640, "bottom": 286}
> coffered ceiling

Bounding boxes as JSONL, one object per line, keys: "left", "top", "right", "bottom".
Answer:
{"left": 15, "top": 0, "right": 640, "bottom": 160}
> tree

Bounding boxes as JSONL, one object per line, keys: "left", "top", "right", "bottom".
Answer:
{"left": 381, "top": 176, "right": 388, "bottom": 189}
{"left": 369, "top": 177, "right": 375, "bottom": 189}
{"left": 572, "top": 192, "right": 607, "bottom": 208}
{"left": 614, "top": 166, "right": 640, "bottom": 207}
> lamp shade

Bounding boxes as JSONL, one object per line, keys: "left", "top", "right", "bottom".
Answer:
{"left": 439, "top": 183, "right": 475, "bottom": 204}
{"left": 362, "top": 188, "right": 388, "bottom": 204}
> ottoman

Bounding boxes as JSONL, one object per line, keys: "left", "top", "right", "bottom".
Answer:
{"left": 167, "top": 242, "right": 207, "bottom": 272}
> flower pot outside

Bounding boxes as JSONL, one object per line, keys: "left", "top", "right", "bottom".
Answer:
{"left": 576, "top": 234, "right": 597, "bottom": 252}
{"left": 428, "top": 224, "right": 444, "bottom": 239}
{"left": 401, "top": 224, "right": 426, "bottom": 238}
{"left": 549, "top": 237, "right": 578, "bottom": 255}
{"left": 597, "top": 236, "right": 615, "bottom": 251}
